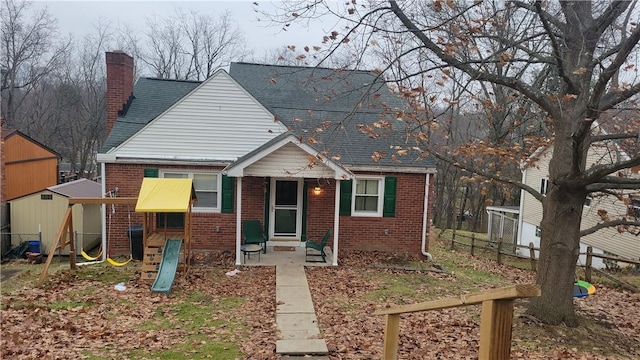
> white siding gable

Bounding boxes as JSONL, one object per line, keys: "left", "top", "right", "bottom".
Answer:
{"left": 113, "top": 70, "right": 287, "bottom": 161}
{"left": 520, "top": 145, "right": 640, "bottom": 260}
{"left": 244, "top": 142, "right": 337, "bottom": 178}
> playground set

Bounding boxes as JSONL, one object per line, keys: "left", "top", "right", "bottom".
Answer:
{"left": 37, "top": 178, "right": 196, "bottom": 294}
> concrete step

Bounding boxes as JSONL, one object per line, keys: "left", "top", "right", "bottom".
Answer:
{"left": 276, "top": 339, "right": 328, "bottom": 355}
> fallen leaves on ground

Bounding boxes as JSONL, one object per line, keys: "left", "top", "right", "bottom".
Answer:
{"left": 1, "top": 248, "right": 639, "bottom": 359}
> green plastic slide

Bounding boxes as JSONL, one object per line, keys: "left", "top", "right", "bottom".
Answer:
{"left": 151, "top": 239, "right": 183, "bottom": 294}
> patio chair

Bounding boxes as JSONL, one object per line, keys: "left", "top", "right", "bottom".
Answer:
{"left": 305, "top": 230, "right": 331, "bottom": 263}
{"left": 242, "top": 220, "right": 267, "bottom": 254}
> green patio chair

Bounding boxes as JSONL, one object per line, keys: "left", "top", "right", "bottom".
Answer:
{"left": 242, "top": 220, "right": 267, "bottom": 254}
{"left": 305, "top": 230, "right": 331, "bottom": 263}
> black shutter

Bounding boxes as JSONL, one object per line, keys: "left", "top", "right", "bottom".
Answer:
{"left": 383, "top": 177, "right": 397, "bottom": 217}
{"left": 339, "top": 179, "right": 353, "bottom": 216}
{"left": 221, "top": 174, "right": 234, "bottom": 214}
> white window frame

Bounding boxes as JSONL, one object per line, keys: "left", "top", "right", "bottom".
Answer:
{"left": 352, "top": 176, "right": 384, "bottom": 217}
{"left": 159, "top": 170, "right": 221, "bottom": 213}
{"left": 540, "top": 178, "right": 549, "bottom": 196}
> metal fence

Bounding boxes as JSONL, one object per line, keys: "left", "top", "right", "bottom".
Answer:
{"left": 488, "top": 213, "right": 518, "bottom": 254}
{"left": 1, "top": 231, "right": 101, "bottom": 258}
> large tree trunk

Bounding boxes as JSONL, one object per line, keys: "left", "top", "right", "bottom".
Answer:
{"left": 527, "top": 187, "right": 584, "bottom": 326}
{"left": 527, "top": 119, "right": 587, "bottom": 326}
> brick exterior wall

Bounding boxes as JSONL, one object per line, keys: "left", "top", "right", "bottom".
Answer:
{"left": 305, "top": 173, "right": 432, "bottom": 257}
{"left": 105, "top": 51, "right": 134, "bottom": 136}
{"left": 105, "top": 163, "right": 434, "bottom": 258}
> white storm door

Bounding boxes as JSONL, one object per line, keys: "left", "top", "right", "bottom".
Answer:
{"left": 270, "top": 179, "right": 303, "bottom": 239}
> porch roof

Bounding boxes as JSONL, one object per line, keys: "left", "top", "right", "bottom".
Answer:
{"left": 486, "top": 205, "right": 520, "bottom": 214}
{"left": 223, "top": 132, "right": 353, "bottom": 179}
{"left": 135, "top": 178, "right": 196, "bottom": 212}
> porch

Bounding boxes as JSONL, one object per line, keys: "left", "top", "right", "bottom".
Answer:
{"left": 239, "top": 245, "right": 332, "bottom": 267}
{"left": 225, "top": 132, "right": 353, "bottom": 267}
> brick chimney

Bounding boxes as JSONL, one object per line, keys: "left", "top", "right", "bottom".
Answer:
{"left": 106, "top": 51, "right": 134, "bottom": 136}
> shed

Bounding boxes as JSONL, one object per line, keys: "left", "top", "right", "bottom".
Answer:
{"left": 3, "top": 129, "right": 60, "bottom": 201}
{"left": 9, "top": 179, "right": 102, "bottom": 255}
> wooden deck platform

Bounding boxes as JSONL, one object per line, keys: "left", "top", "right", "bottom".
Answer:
{"left": 142, "top": 232, "right": 185, "bottom": 281}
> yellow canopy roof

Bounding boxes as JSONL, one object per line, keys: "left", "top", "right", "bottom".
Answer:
{"left": 135, "top": 178, "right": 197, "bottom": 212}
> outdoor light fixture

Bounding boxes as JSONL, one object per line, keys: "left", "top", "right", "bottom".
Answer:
{"left": 313, "top": 186, "right": 322, "bottom": 195}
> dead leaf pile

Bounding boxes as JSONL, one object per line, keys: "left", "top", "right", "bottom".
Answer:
{"left": 1, "top": 248, "right": 639, "bottom": 359}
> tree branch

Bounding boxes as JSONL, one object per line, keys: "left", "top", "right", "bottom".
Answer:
{"left": 599, "top": 81, "right": 640, "bottom": 111}
{"left": 590, "top": 132, "right": 639, "bottom": 144}
{"left": 580, "top": 219, "right": 640, "bottom": 237}
{"left": 511, "top": 1, "right": 565, "bottom": 29}
{"left": 388, "top": 0, "right": 559, "bottom": 119}
{"left": 417, "top": 142, "right": 545, "bottom": 202}
{"left": 591, "top": 14, "right": 640, "bottom": 111}
{"left": 577, "top": 156, "right": 640, "bottom": 186}
{"left": 592, "top": 1, "right": 630, "bottom": 35}
{"left": 534, "top": 1, "right": 575, "bottom": 93}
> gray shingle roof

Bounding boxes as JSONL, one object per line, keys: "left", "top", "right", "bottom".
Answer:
{"left": 101, "top": 77, "right": 200, "bottom": 152}
{"left": 48, "top": 178, "right": 101, "bottom": 198}
{"left": 229, "top": 62, "right": 434, "bottom": 169}
{"left": 101, "top": 64, "right": 435, "bottom": 170}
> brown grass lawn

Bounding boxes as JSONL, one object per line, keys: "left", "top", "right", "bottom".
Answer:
{"left": 1, "top": 240, "right": 639, "bottom": 359}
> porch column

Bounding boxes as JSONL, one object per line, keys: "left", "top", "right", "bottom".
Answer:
{"left": 235, "top": 177, "right": 242, "bottom": 266}
{"left": 332, "top": 179, "right": 340, "bottom": 266}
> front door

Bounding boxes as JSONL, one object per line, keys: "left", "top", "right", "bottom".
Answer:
{"left": 270, "top": 179, "right": 302, "bottom": 240}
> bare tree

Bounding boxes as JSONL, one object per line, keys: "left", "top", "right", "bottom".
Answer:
{"left": 55, "top": 23, "right": 110, "bottom": 177}
{"left": 180, "top": 10, "right": 249, "bottom": 80}
{"left": 5, "top": 15, "right": 110, "bottom": 179}
{"left": 269, "top": 0, "right": 640, "bottom": 326}
{"left": 0, "top": 0, "right": 69, "bottom": 127}
{"left": 139, "top": 9, "right": 248, "bottom": 80}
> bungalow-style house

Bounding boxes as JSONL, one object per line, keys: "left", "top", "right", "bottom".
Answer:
{"left": 489, "top": 117, "right": 640, "bottom": 269}
{"left": 97, "top": 51, "right": 436, "bottom": 265}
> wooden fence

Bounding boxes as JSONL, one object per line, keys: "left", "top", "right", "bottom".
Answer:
{"left": 443, "top": 230, "right": 640, "bottom": 292}
{"left": 375, "top": 284, "right": 541, "bottom": 360}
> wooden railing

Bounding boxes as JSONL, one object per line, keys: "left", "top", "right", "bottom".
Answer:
{"left": 375, "top": 284, "right": 541, "bottom": 360}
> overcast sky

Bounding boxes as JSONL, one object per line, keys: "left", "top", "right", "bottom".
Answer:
{"left": 32, "top": 1, "right": 333, "bottom": 60}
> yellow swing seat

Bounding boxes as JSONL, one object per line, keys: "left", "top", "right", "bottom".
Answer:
{"left": 80, "top": 249, "right": 103, "bottom": 261}
{"left": 107, "top": 256, "right": 132, "bottom": 267}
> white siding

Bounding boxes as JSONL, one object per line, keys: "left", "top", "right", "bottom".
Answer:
{"left": 9, "top": 192, "right": 99, "bottom": 255}
{"left": 520, "top": 221, "right": 606, "bottom": 269}
{"left": 114, "top": 71, "right": 287, "bottom": 161}
{"left": 244, "top": 143, "right": 336, "bottom": 178}
{"left": 521, "top": 146, "right": 640, "bottom": 261}
{"left": 520, "top": 149, "right": 549, "bottom": 228}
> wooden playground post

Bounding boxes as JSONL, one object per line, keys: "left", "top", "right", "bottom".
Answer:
{"left": 38, "top": 207, "right": 73, "bottom": 285}
{"left": 375, "top": 284, "right": 540, "bottom": 360}
{"left": 68, "top": 210, "right": 76, "bottom": 270}
{"left": 38, "top": 197, "right": 138, "bottom": 286}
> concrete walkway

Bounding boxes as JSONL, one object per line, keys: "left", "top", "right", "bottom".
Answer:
{"left": 275, "top": 263, "right": 329, "bottom": 357}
